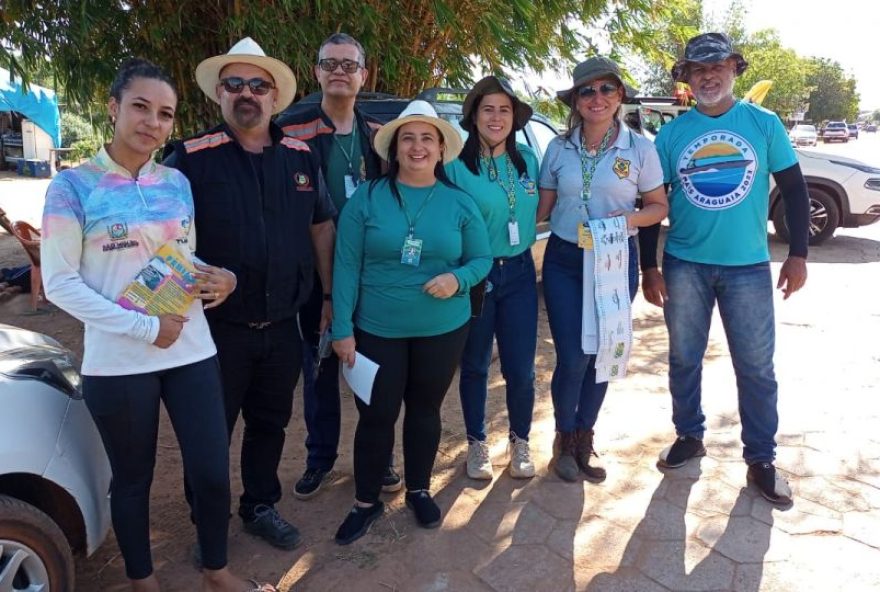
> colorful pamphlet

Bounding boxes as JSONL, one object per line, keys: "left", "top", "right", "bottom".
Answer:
{"left": 117, "top": 242, "right": 198, "bottom": 315}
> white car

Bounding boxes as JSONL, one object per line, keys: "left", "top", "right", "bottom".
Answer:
{"left": 622, "top": 102, "right": 880, "bottom": 245}
{"left": 0, "top": 324, "right": 111, "bottom": 591}
{"left": 789, "top": 124, "right": 818, "bottom": 147}
{"left": 771, "top": 150, "right": 880, "bottom": 244}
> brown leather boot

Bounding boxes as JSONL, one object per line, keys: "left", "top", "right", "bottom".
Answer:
{"left": 552, "top": 432, "right": 580, "bottom": 482}
{"left": 576, "top": 429, "right": 607, "bottom": 483}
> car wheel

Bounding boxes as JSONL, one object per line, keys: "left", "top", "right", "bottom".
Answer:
{"left": 773, "top": 187, "right": 840, "bottom": 245}
{"left": 0, "top": 495, "right": 74, "bottom": 592}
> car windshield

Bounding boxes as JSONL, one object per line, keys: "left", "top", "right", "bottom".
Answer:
{"left": 827, "top": 122, "right": 846, "bottom": 128}
{"left": 794, "top": 125, "right": 816, "bottom": 132}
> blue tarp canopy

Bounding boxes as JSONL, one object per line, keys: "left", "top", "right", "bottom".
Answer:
{"left": 0, "top": 67, "right": 61, "bottom": 148}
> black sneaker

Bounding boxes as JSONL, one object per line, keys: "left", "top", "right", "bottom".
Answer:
{"left": 381, "top": 466, "right": 403, "bottom": 493}
{"left": 335, "top": 502, "right": 385, "bottom": 545}
{"left": 405, "top": 490, "right": 441, "bottom": 529}
{"left": 243, "top": 505, "right": 302, "bottom": 550}
{"left": 747, "top": 462, "right": 793, "bottom": 507}
{"left": 657, "top": 435, "right": 706, "bottom": 468}
{"left": 293, "top": 468, "right": 331, "bottom": 500}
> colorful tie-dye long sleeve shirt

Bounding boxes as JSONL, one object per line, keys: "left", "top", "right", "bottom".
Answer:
{"left": 41, "top": 147, "right": 216, "bottom": 376}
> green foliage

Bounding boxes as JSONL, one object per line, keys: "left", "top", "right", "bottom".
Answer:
{"left": 805, "top": 58, "right": 860, "bottom": 122}
{"left": 69, "top": 137, "right": 101, "bottom": 161}
{"left": 2, "top": 0, "right": 667, "bottom": 136}
{"left": 60, "top": 111, "right": 95, "bottom": 147}
{"left": 734, "top": 30, "right": 814, "bottom": 118}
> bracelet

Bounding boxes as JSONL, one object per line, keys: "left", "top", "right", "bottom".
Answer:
{"left": 323, "top": 293, "right": 332, "bottom": 301}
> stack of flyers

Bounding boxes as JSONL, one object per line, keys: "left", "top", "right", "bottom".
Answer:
{"left": 117, "top": 242, "right": 198, "bottom": 315}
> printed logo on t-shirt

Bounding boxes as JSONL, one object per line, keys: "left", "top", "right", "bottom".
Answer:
{"left": 676, "top": 131, "right": 757, "bottom": 210}
{"left": 519, "top": 176, "right": 537, "bottom": 195}
{"left": 103, "top": 221, "right": 139, "bottom": 252}
{"left": 294, "top": 172, "right": 314, "bottom": 191}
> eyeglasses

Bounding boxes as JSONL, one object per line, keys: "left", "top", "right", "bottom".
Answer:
{"left": 317, "top": 58, "right": 363, "bottom": 74}
{"left": 577, "top": 83, "right": 620, "bottom": 99}
{"left": 219, "top": 77, "right": 275, "bottom": 96}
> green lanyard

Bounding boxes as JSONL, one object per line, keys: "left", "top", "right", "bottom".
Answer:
{"left": 579, "top": 124, "right": 615, "bottom": 210}
{"left": 482, "top": 152, "right": 518, "bottom": 222}
{"left": 332, "top": 126, "right": 358, "bottom": 175}
{"left": 399, "top": 185, "right": 437, "bottom": 238}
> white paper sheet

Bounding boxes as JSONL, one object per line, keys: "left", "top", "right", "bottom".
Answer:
{"left": 341, "top": 352, "right": 379, "bottom": 405}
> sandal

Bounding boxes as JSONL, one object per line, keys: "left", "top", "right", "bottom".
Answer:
{"left": 245, "top": 580, "right": 278, "bottom": 592}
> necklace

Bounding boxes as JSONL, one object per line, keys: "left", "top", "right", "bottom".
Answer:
{"left": 582, "top": 123, "right": 615, "bottom": 156}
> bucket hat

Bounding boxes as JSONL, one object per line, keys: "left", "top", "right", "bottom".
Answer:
{"left": 196, "top": 37, "right": 296, "bottom": 114}
{"left": 373, "top": 100, "right": 463, "bottom": 164}
{"left": 671, "top": 32, "right": 748, "bottom": 83}
{"left": 461, "top": 76, "right": 533, "bottom": 132}
{"left": 556, "top": 56, "right": 634, "bottom": 105}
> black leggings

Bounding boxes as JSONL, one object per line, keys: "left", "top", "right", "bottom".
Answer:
{"left": 353, "top": 323, "right": 469, "bottom": 504}
{"left": 83, "top": 356, "right": 230, "bottom": 580}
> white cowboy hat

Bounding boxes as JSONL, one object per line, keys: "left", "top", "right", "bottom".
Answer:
{"left": 195, "top": 37, "right": 296, "bottom": 114}
{"left": 373, "top": 100, "right": 464, "bottom": 164}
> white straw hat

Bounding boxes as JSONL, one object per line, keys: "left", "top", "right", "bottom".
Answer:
{"left": 372, "top": 100, "right": 464, "bottom": 164}
{"left": 195, "top": 37, "right": 296, "bottom": 114}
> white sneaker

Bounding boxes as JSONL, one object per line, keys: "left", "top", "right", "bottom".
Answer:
{"left": 466, "top": 440, "right": 493, "bottom": 480}
{"left": 508, "top": 435, "right": 536, "bottom": 479}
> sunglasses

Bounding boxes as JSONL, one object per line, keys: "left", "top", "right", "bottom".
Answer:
{"left": 317, "top": 58, "right": 363, "bottom": 74}
{"left": 577, "top": 83, "right": 620, "bottom": 98}
{"left": 219, "top": 77, "right": 275, "bottom": 96}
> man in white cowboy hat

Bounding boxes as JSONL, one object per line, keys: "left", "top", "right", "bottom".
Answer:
{"left": 164, "top": 37, "right": 336, "bottom": 549}
{"left": 276, "top": 33, "right": 401, "bottom": 501}
{"left": 638, "top": 32, "right": 810, "bottom": 507}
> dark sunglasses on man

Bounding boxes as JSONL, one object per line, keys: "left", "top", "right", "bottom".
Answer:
{"left": 317, "top": 58, "right": 362, "bottom": 74}
{"left": 577, "top": 82, "right": 620, "bottom": 99}
{"left": 219, "top": 77, "right": 275, "bottom": 96}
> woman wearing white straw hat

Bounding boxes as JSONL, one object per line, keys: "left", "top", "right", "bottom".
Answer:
{"left": 447, "top": 75, "right": 540, "bottom": 482}
{"left": 537, "top": 56, "right": 668, "bottom": 483}
{"left": 331, "top": 100, "right": 491, "bottom": 544}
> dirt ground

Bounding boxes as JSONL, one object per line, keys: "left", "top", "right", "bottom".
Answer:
{"left": 2, "top": 170, "right": 880, "bottom": 590}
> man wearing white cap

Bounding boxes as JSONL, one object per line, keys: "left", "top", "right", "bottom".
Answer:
{"left": 164, "top": 37, "right": 336, "bottom": 549}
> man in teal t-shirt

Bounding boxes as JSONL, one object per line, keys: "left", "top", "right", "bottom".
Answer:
{"left": 639, "top": 32, "right": 810, "bottom": 507}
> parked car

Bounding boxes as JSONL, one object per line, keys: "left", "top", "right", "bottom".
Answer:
{"left": 847, "top": 123, "right": 859, "bottom": 139}
{"left": 866, "top": 124, "right": 878, "bottom": 133}
{"left": 0, "top": 324, "right": 111, "bottom": 591}
{"left": 789, "top": 124, "right": 818, "bottom": 147}
{"left": 620, "top": 101, "right": 880, "bottom": 245}
{"left": 822, "top": 121, "right": 849, "bottom": 143}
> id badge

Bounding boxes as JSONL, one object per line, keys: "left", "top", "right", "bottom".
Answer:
{"left": 344, "top": 174, "right": 358, "bottom": 199}
{"left": 508, "top": 220, "right": 521, "bottom": 246}
{"left": 401, "top": 237, "right": 423, "bottom": 266}
{"left": 577, "top": 224, "right": 594, "bottom": 250}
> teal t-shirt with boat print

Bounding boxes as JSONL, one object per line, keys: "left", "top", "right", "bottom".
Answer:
{"left": 655, "top": 100, "right": 797, "bottom": 265}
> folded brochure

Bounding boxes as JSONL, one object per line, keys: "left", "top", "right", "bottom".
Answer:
{"left": 117, "top": 242, "right": 198, "bottom": 315}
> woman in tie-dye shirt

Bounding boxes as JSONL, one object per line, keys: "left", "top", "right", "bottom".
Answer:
{"left": 41, "top": 59, "right": 275, "bottom": 592}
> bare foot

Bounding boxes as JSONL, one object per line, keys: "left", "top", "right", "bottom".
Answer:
{"left": 201, "top": 567, "right": 277, "bottom": 592}
{"left": 130, "top": 574, "right": 161, "bottom": 592}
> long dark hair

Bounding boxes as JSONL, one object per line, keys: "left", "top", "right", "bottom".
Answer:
{"left": 459, "top": 94, "right": 527, "bottom": 177}
{"left": 369, "top": 128, "right": 458, "bottom": 204}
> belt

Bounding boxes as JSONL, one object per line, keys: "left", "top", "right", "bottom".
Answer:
{"left": 494, "top": 250, "right": 529, "bottom": 267}
{"left": 246, "top": 321, "right": 272, "bottom": 330}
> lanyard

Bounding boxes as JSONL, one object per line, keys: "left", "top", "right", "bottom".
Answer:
{"left": 332, "top": 126, "right": 358, "bottom": 174}
{"left": 399, "top": 185, "right": 437, "bottom": 238}
{"left": 579, "top": 124, "right": 615, "bottom": 210}
{"left": 482, "top": 152, "right": 518, "bottom": 222}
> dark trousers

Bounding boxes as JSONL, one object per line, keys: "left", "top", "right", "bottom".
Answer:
{"left": 83, "top": 357, "right": 230, "bottom": 580}
{"left": 301, "top": 342, "right": 342, "bottom": 471}
{"left": 209, "top": 317, "right": 302, "bottom": 519}
{"left": 353, "top": 323, "right": 469, "bottom": 504}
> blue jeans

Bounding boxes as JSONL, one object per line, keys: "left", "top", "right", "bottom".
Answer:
{"left": 662, "top": 253, "right": 778, "bottom": 464}
{"left": 301, "top": 344, "right": 342, "bottom": 472}
{"left": 459, "top": 250, "right": 538, "bottom": 442}
{"left": 542, "top": 233, "right": 638, "bottom": 433}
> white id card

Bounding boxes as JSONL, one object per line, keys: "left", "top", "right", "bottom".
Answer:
{"left": 508, "top": 221, "right": 521, "bottom": 246}
{"left": 344, "top": 174, "right": 358, "bottom": 199}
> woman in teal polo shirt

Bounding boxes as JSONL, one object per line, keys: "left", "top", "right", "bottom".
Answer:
{"left": 332, "top": 100, "right": 491, "bottom": 544}
{"left": 447, "top": 76, "right": 540, "bottom": 482}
